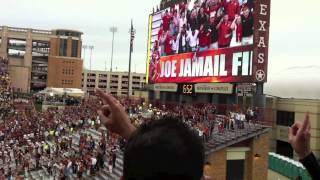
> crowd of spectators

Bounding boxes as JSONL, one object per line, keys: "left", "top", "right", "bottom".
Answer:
{"left": 0, "top": 57, "right": 12, "bottom": 121}
{"left": 0, "top": 90, "right": 260, "bottom": 179}
{"left": 0, "top": 98, "right": 124, "bottom": 179}
{"left": 154, "top": 0, "right": 254, "bottom": 57}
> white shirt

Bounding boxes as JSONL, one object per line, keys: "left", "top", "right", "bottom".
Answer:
{"left": 171, "top": 39, "right": 179, "bottom": 53}
{"left": 187, "top": 30, "right": 199, "bottom": 48}
{"left": 91, "top": 157, "right": 97, "bottom": 166}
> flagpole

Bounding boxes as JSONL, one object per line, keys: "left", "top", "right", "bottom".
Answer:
{"left": 128, "top": 19, "right": 136, "bottom": 97}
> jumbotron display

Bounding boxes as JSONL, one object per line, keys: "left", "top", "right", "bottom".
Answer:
{"left": 146, "top": 0, "right": 270, "bottom": 84}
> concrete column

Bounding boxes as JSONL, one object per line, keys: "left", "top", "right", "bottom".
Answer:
{"left": 128, "top": 74, "right": 133, "bottom": 96}
{"left": 83, "top": 71, "right": 87, "bottom": 93}
{"left": 253, "top": 83, "right": 266, "bottom": 108}
{"left": 107, "top": 71, "right": 111, "bottom": 92}
{"left": 24, "top": 29, "right": 33, "bottom": 92}
{"left": 95, "top": 72, "right": 99, "bottom": 89}
{"left": 211, "top": 94, "right": 219, "bottom": 104}
{"left": 117, "top": 75, "right": 122, "bottom": 96}
{"left": 0, "top": 26, "right": 8, "bottom": 58}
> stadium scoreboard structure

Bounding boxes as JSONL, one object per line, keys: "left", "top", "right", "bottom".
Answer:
{"left": 146, "top": 0, "right": 270, "bottom": 84}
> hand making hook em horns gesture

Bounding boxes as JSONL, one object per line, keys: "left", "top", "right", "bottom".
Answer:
{"left": 95, "top": 88, "right": 136, "bottom": 139}
{"left": 288, "top": 112, "right": 311, "bottom": 159}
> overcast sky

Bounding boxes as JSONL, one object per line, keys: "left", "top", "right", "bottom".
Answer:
{"left": 1, "top": 0, "right": 319, "bottom": 98}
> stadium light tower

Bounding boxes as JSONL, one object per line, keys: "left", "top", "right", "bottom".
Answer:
{"left": 82, "top": 45, "right": 88, "bottom": 61}
{"left": 88, "top": 45, "right": 94, "bottom": 71}
{"left": 109, "top": 26, "right": 118, "bottom": 72}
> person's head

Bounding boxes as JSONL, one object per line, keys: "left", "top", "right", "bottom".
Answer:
{"left": 174, "top": 10, "right": 177, "bottom": 16}
{"left": 223, "top": 14, "right": 229, "bottom": 22}
{"left": 181, "top": 11, "right": 186, "bottom": 18}
{"left": 182, "top": 24, "right": 187, "bottom": 33}
{"left": 243, "top": 6, "right": 250, "bottom": 18}
{"left": 209, "top": 12, "right": 216, "bottom": 23}
{"left": 200, "top": 7, "right": 204, "bottom": 15}
{"left": 123, "top": 116, "right": 204, "bottom": 180}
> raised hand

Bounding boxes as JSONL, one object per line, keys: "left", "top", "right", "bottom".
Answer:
{"left": 288, "top": 113, "right": 311, "bottom": 159}
{"left": 95, "top": 88, "right": 136, "bottom": 139}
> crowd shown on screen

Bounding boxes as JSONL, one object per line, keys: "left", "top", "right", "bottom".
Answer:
{"left": 154, "top": 0, "right": 254, "bottom": 56}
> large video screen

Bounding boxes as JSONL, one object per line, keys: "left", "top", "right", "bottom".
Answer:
{"left": 146, "top": 0, "right": 270, "bottom": 84}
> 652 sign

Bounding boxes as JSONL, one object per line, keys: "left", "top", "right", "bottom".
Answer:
{"left": 179, "top": 84, "right": 195, "bottom": 95}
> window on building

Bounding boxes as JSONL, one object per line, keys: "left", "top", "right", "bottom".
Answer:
{"left": 276, "top": 111, "right": 295, "bottom": 126}
{"left": 98, "top": 85, "right": 107, "bottom": 89}
{"left": 99, "top": 79, "right": 107, "bottom": 83}
{"left": 99, "top": 74, "right": 107, "bottom": 78}
{"left": 88, "top": 73, "right": 96, "bottom": 77}
{"left": 71, "top": 40, "right": 78, "bottom": 57}
{"left": 111, "top": 81, "right": 118, "bottom": 84}
{"left": 59, "top": 39, "right": 68, "bottom": 56}
{"left": 122, "top": 76, "right": 128, "bottom": 79}
{"left": 121, "top": 87, "right": 128, "bottom": 90}
{"left": 111, "top": 75, "right": 118, "bottom": 78}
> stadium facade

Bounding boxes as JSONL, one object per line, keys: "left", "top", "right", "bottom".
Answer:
{"left": 266, "top": 97, "right": 320, "bottom": 160}
{"left": 82, "top": 69, "right": 146, "bottom": 96}
{"left": 0, "top": 26, "right": 83, "bottom": 93}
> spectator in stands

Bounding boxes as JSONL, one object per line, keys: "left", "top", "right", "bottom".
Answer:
{"left": 198, "top": 24, "right": 212, "bottom": 52}
{"left": 230, "top": 15, "right": 243, "bottom": 47}
{"left": 223, "top": 0, "right": 240, "bottom": 21}
{"left": 177, "top": 25, "right": 188, "bottom": 53}
{"left": 217, "top": 14, "right": 232, "bottom": 48}
{"left": 162, "top": 10, "right": 172, "bottom": 32}
{"left": 241, "top": 6, "right": 254, "bottom": 45}
{"left": 288, "top": 113, "right": 320, "bottom": 180}
{"left": 209, "top": 12, "right": 219, "bottom": 49}
{"left": 187, "top": 28, "right": 199, "bottom": 52}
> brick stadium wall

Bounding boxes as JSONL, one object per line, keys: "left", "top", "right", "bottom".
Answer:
{"left": 245, "top": 132, "right": 270, "bottom": 180}
{"left": 206, "top": 149, "right": 227, "bottom": 180}
{"left": 205, "top": 132, "right": 270, "bottom": 180}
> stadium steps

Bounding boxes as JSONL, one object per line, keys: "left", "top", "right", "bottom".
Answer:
{"left": 204, "top": 123, "right": 270, "bottom": 156}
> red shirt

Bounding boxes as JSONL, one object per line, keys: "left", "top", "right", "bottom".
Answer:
{"left": 199, "top": 30, "right": 212, "bottom": 47}
{"left": 164, "top": 35, "right": 172, "bottom": 55}
{"left": 223, "top": 1, "right": 240, "bottom": 21}
{"left": 236, "top": 24, "right": 243, "bottom": 42}
{"left": 162, "top": 15, "right": 171, "bottom": 32}
{"left": 218, "top": 21, "right": 232, "bottom": 46}
{"left": 157, "top": 29, "right": 163, "bottom": 40}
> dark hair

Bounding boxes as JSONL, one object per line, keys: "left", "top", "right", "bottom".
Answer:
{"left": 123, "top": 116, "right": 204, "bottom": 180}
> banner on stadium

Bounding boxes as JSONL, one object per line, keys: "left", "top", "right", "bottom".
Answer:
{"left": 148, "top": 83, "right": 178, "bottom": 92}
{"left": 195, "top": 83, "right": 233, "bottom": 94}
{"left": 150, "top": 45, "right": 253, "bottom": 83}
